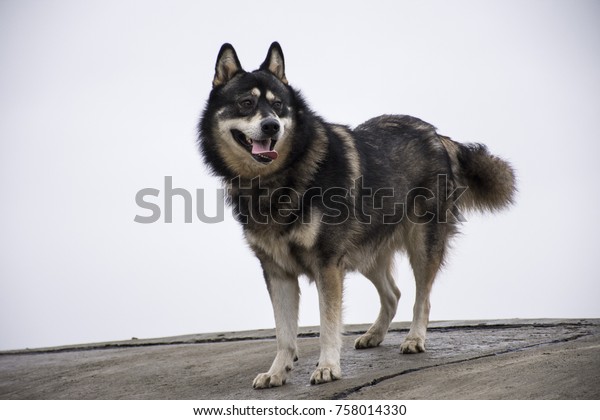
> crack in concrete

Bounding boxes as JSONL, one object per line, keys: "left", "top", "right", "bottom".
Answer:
{"left": 330, "top": 332, "right": 592, "bottom": 400}
{"left": 0, "top": 332, "right": 324, "bottom": 357}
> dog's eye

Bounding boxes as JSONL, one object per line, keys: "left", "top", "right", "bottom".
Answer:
{"left": 272, "top": 101, "right": 283, "bottom": 111}
{"left": 238, "top": 99, "right": 254, "bottom": 109}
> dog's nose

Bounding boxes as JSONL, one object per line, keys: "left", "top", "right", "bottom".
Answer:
{"left": 261, "top": 118, "right": 280, "bottom": 136}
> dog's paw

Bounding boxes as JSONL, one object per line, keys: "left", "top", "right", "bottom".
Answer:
{"left": 400, "top": 337, "right": 426, "bottom": 354}
{"left": 354, "top": 332, "right": 384, "bottom": 349}
{"left": 253, "top": 372, "right": 287, "bottom": 389}
{"left": 309, "top": 364, "right": 341, "bottom": 385}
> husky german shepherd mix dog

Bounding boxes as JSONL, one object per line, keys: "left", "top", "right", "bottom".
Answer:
{"left": 198, "top": 42, "right": 515, "bottom": 388}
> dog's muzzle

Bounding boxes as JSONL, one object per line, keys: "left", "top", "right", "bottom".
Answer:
{"left": 231, "top": 118, "right": 281, "bottom": 163}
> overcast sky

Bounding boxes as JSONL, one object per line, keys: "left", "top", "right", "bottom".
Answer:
{"left": 1, "top": 0, "right": 599, "bottom": 351}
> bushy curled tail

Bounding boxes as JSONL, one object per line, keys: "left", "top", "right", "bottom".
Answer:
{"left": 443, "top": 138, "right": 516, "bottom": 212}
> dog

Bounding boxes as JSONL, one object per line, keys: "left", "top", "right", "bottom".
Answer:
{"left": 198, "top": 42, "right": 516, "bottom": 388}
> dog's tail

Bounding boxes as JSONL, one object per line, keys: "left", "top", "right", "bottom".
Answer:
{"left": 441, "top": 137, "right": 516, "bottom": 213}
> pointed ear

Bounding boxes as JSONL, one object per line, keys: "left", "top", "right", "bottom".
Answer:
{"left": 213, "top": 43, "right": 243, "bottom": 87}
{"left": 259, "top": 42, "right": 288, "bottom": 85}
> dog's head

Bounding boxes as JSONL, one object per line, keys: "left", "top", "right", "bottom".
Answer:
{"left": 200, "top": 42, "right": 297, "bottom": 178}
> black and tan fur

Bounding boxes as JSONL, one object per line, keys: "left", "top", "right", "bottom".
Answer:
{"left": 198, "top": 42, "right": 516, "bottom": 388}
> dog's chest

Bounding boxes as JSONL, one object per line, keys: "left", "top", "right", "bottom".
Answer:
{"left": 243, "top": 212, "right": 322, "bottom": 277}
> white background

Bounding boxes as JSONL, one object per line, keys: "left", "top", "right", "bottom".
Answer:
{"left": 1, "top": 0, "right": 599, "bottom": 351}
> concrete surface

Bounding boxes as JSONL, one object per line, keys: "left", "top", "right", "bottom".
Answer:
{"left": 0, "top": 319, "right": 598, "bottom": 400}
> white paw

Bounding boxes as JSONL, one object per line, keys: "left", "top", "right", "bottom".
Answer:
{"left": 354, "top": 332, "right": 384, "bottom": 349}
{"left": 253, "top": 371, "right": 288, "bottom": 389}
{"left": 310, "top": 364, "right": 341, "bottom": 385}
{"left": 400, "top": 336, "right": 426, "bottom": 354}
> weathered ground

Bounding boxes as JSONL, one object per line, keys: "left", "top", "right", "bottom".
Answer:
{"left": 1, "top": 319, "right": 598, "bottom": 400}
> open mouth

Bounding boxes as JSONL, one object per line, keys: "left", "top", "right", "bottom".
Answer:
{"left": 231, "top": 129, "right": 279, "bottom": 163}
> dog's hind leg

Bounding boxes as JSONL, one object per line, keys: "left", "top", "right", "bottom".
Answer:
{"left": 253, "top": 263, "right": 300, "bottom": 389}
{"left": 355, "top": 251, "right": 400, "bottom": 349}
{"left": 401, "top": 224, "right": 448, "bottom": 353}
{"left": 310, "top": 264, "right": 344, "bottom": 385}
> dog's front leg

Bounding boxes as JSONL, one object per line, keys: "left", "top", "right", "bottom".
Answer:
{"left": 310, "top": 265, "right": 344, "bottom": 385}
{"left": 253, "top": 264, "right": 300, "bottom": 389}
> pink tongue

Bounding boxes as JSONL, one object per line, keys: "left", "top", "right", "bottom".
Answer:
{"left": 251, "top": 139, "right": 278, "bottom": 160}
